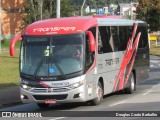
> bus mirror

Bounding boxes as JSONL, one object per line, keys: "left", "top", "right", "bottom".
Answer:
{"left": 10, "top": 34, "right": 22, "bottom": 56}
{"left": 86, "top": 31, "right": 95, "bottom": 52}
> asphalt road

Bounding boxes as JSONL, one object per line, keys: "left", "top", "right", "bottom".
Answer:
{"left": 0, "top": 55, "right": 160, "bottom": 120}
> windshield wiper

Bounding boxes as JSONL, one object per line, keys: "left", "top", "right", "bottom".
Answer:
{"left": 34, "top": 56, "right": 45, "bottom": 78}
{"left": 34, "top": 55, "right": 66, "bottom": 80}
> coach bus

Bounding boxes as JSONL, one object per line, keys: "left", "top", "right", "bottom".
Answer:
{"left": 10, "top": 16, "right": 149, "bottom": 108}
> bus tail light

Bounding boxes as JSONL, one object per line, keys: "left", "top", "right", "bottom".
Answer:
{"left": 10, "top": 34, "right": 22, "bottom": 56}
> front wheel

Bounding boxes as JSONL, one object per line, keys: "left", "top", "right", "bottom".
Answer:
{"left": 124, "top": 72, "right": 136, "bottom": 94}
{"left": 90, "top": 81, "right": 103, "bottom": 105}
{"left": 37, "top": 103, "right": 49, "bottom": 108}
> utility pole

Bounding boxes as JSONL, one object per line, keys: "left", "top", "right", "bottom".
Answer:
{"left": 50, "top": 0, "right": 53, "bottom": 15}
{"left": 40, "top": 0, "right": 43, "bottom": 20}
{"left": 81, "top": 0, "right": 86, "bottom": 16}
{"left": 130, "top": 1, "right": 133, "bottom": 20}
{"left": 56, "top": 0, "right": 60, "bottom": 18}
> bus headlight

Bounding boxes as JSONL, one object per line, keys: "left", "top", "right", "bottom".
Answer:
{"left": 22, "top": 84, "right": 28, "bottom": 89}
{"left": 70, "top": 81, "right": 84, "bottom": 89}
{"left": 21, "top": 84, "right": 31, "bottom": 90}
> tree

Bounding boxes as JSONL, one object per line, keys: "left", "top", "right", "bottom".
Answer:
{"left": 20, "top": 0, "right": 74, "bottom": 30}
{"left": 136, "top": 0, "right": 160, "bottom": 31}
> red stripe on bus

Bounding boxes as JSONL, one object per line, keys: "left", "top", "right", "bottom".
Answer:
{"left": 40, "top": 82, "right": 51, "bottom": 88}
{"left": 113, "top": 22, "right": 139, "bottom": 91}
{"left": 124, "top": 33, "right": 141, "bottom": 86}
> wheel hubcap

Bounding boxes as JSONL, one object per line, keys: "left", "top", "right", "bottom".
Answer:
{"left": 131, "top": 77, "right": 134, "bottom": 90}
{"left": 97, "top": 86, "right": 102, "bottom": 100}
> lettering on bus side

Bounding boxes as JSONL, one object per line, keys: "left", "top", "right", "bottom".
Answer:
{"left": 33, "top": 27, "right": 76, "bottom": 32}
{"left": 105, "top": 58, "right": 119, "bottom": 66}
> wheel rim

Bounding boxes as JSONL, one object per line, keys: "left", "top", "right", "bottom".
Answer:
{"left": 97, "top": 86, "right": 103, "bottom": 101}
{"left": 131, "top": 76, "right": 135, "bottom": 91}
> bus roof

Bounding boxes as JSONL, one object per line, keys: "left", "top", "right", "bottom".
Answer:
{"left": 23, "top": 16, "right": 144, "bottom": 36}
{"left": 97, "top": 18, "right": 144, "bottom": 26}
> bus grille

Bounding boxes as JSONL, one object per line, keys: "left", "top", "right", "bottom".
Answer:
{"left": 30, "top": 87, "right": 70, "bottom": 93}
{"left": 33, "top": 94, "right": 68, "bottom": 100}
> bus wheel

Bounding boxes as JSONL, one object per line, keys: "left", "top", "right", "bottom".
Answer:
{"left": 90, "top": 81, "right": 103, "bottom": 105}
{"left": 37, "top": 103, "right": 49, "bottom": 108}
{"left": 124, "top": 73, "right": 135, "bottom": 94}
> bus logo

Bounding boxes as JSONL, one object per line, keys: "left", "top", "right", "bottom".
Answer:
{"left": 47, "top": 88, "right": 52, "bottom": 93}
{"left": 105, "top": 58, "right": 119, "bottom": 66}
{"left": 33, "top": 27, "right": 76, "bottom": 32}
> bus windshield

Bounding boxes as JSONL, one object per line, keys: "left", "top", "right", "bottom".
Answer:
{"left": 20, "top": 34, "right": 84, "bottom": 78}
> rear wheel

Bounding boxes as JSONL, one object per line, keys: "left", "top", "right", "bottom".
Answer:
{"left": 124, "top": 72, "right": 135, "bottom": 94}
{"left": 37, "top": 103, "right": 49, "bottom": 108}
{"left": 90, "top": 81, "right": 103, "bottom": 105}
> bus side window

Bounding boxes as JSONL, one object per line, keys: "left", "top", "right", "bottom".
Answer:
{"left": 98, "top": 26, "right": 113, "bottom": 53}
{"left": 137, "top": 25, "right": 148, "bottom": 48}
{"left": 119, "top": 26, "right": 129, "bottom": 51}
{"left": 98, "top": 32, "right": 103, "bottom": 53}
{"left": 110, "top": 26, "right": 119, "bottom": 52}
{"left": 86, "top": 27, "right": 96, "bottom": 67}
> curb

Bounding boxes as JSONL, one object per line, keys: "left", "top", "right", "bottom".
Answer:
{"left": 0, "top": 101, "right": 22, "bottom": 109}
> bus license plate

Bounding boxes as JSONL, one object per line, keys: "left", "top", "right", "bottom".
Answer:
{"left": 44, "top": 100, "right": 56, "bottom": 104}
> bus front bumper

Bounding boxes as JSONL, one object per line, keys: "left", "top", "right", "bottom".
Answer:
{"left": 20, "top": 85, "right": 92, "bottom": 104}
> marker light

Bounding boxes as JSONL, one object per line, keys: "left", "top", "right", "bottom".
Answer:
{"left": 88, "top": 88, "right": 92, "bottom": 94}
{"left": 79, "top": 93, "right": 83, "bottom": 97}
{"left": 20, "top": 94, "right": 28, "bottom": 99}
{"left": 21, "top": 95, "right": 24, "bottom": 99}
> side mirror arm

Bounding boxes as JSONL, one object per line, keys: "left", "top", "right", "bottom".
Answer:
{"left": 10, "top": 34, "right": 22, "bottom": 56}
{"left": 86, "top": 31, "right": 95, "bottom": 52}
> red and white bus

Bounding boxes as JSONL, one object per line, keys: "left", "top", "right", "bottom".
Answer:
{"left": 10, "top": 16, "right": 150, "bottom": 108}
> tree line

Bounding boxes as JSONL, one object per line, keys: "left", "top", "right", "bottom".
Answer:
{"left": 20, "top": 0, "right": 160, "bottom": 32}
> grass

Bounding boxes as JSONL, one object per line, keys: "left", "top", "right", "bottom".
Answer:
{"left": 150, "top": 42, "right": 160, "bottom": 56}
{"left": 0, "top": 40, "right": 160, "bottom": 88}
{"left": 1, "top": 39, "right": 21, "bottom": 49}
{"left": 0, "top": 40, "right": 20, "bottom": 88}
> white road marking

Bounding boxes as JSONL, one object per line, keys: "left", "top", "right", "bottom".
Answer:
{"left": 150, "top": 65, "right": 154, "bottom": 67}
{"left": 49, "top": 117, "right": 66, "bottom": 120}
{"left": 152, "top": 84, "right": 160, "bottom": 88}
{"left": 150, "top": 60, "right": 159, "bottom": 64}
{"left": 142, "top": 90, "right": 152, "bottom": 95}
{"left": 108, "top": 101, "right": 126, "bottom": 107}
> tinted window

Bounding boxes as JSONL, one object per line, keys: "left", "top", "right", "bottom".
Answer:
{"left": 98, "top": 26, "right": 131, "bottom": 54}
{"left": 136, "top": 25, "right": 148, "bottom": 48}
{"left": 119, "top": 26, "right": 132, "bottom": 51}
{"left": 98, "top": 26, "right": 113, "bottom": 53}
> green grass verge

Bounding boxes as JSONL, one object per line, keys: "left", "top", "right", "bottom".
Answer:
{"left": 150, "top": 43, "right": 160, "bottom": 56}
{"left": 1, "top": 39, "right": 21, "bottom": 49}
{"left": 0, "top": 40, "right": 20, "bottom": 88}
